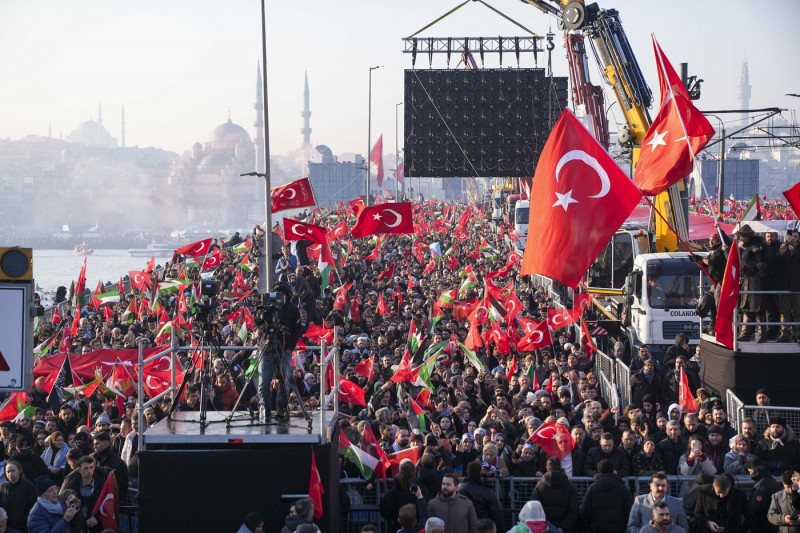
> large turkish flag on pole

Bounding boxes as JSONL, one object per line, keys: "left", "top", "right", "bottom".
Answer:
{"left": 521, "top": 109, "right": 642, "bottom": 288}
{"left": 371, "top": 135, "right": 384, "bottom": 188}
{"left": 714, "top": 243, "right": 740, "bottom": 349}
{"left": 633, "top": 36, "right": 715, "bottom": 195}
{"left": 271, "top": 177, "right": 317, "bottom": 213}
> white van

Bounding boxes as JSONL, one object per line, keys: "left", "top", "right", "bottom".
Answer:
{"left": 514, "top": 199, "right": 529, "bottom": 238}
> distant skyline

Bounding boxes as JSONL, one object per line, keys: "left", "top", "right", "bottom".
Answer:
{"left": 0, "top": 0, "right": 797, "bottom": 162}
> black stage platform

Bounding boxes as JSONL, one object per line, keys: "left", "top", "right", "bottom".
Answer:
{"left": 138, "top": 411, "right": 340, "bottom": 532}
{"left": 700, "top": 333, "right": 800, "bottom": 407}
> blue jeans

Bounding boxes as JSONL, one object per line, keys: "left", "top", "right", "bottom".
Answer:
{"left": 258, "top": 346, "right": 291, "bottom": 410}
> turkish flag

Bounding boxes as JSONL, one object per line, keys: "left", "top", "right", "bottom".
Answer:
{"left": 370, "top": 134, "right": 384, "bottom": 188}
{"left": 309, "top": 450, "right": 324, "bottom": 519}
{"left": 377, "top": 263, "right": 395, "bottom": 281}
{"left": 376, "top": 293, "right": 390, "bottom": 316}
{"left": 175, "top": 238, "right": 213, "bottom": 259}
{"left": 579, "top": 318, "right": 597, "bottom": 357}
{"left": 521, "top": 109, "right": 642, "bottom": 288}
{"left": 387, "top": 447, "right": 420, "bottom": 476}
{"left": 271, "top": 177, "right": 316, "bottom": 213}
{"left": 527, "top": 421, "right": 574, "bottom": 460}
{"left": 354, "top": 355, "right": 374, "bottom": 381}
{"left": 396, "top": 161, "right": 404, "bottom": 184}
{"left": 202, "top": 249, "right": 223, "bottom": 270}
{"left": 679, "top": 367, "right": 700, "bottom": 413}
{"left": 327, "top": 219, "right": 348, "bottom": 241}
{"left": 547, "top": 308, "right": 580, "bottom": 330}
{"left": 634, "top": 37, "right": 714, "bottom": 195}
{"left": 517, "top": 320, "right": 553, "bottom": 352}
{"left": 338, "top": 377, "right": 366, "bottom": 406}
{"left": 714, "top": 242, "right": 740, "bottom": 349}
{"left": 573, "top": 293, "right": 592, "bottom": 313}
{"left": 92, "top": 471, "right": 119, "bottom": 531}
{"left": 783, "top": 181, "right": 800, "bottom": 217}
{"left": 283, "top": 218, "right": 335, "bottom": 265}
{"left": 351, "top": 202, "right": 414, "bottom": 238}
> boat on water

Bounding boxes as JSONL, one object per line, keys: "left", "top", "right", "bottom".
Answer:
{"left": 127, "top": 243, "right": 177, "bottom": 257}
{"left": 73, "top": 243, "right": 94, "bottom": 255}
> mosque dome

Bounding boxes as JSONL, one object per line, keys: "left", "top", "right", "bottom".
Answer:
{"left": 197, "top": 151, "right": 233, "bottom": 171}
{"left": 205, "top": 118, "right": 252, "bottom": 153}
{"left": 67, "top": 120, "right": 117, "bottom": 147}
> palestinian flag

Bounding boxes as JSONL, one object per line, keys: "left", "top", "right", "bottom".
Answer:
{"left": 431, "top": 302, "right": 443, "bottom": 332}
{"left": 408, "top": 396, "right": 427, "bottom": 434}
{"left": 408, "top": 320, "right": 423, "bottom": 354}
{"left": 239, "top": 253, "right": 255, "bottom": 272}
{"left": 525, "top": 360, "right": 540, "bottom": 390}
{"left": 120, "top": 298, "right": 137, "bottom": 324}
{"left": 412, "top": 349, "right": 441, "bottom": 391}
{"left": 436, "top": 289, "right": 456, "bottom": 309}
{"left": 458, "top": 272, "right": 478, "bottom": 299}
{"left": 0, "top": 392, "right": 30, "bottom": 423}
{"left": 338, "top": 430, "right": 380, "bottom": 480}
{"left": 92, "top": 290, "right": 120, "bottom": 307}
{"left": 157, "top": 279, "right": 191, "bottom": 297}
{"left": 739, "top": 194, "right": 762, "bottom": 222}
{"left": 458, "top": 341, "right": 485, "bottom": 371}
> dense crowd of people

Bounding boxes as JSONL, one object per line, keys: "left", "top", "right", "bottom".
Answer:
{"left": 3, "top": 198, "right": 800, "bottom": 533}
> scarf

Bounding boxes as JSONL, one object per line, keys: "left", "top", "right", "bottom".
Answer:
{"left": 234, "top": 526, "right": 253, "bottom": 533}
{"left": 38, "top": 497, "right": 65, "bottom": 515}
{"left": 769, "top": 433, "right": 786, "bottom": 449}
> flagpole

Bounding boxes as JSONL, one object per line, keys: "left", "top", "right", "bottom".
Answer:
{"left": 367, "top": 66, "right": 382, "bottom": 207}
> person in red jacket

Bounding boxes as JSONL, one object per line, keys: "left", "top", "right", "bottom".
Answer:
{"left": 214, "top": 373, "right": 240, "bottom": 411}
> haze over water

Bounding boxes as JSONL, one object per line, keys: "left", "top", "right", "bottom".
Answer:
{"left": 34, "top": 249, "right": 160, "bottom": 294}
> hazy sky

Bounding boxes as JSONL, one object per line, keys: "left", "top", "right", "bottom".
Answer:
{"left": 0, "top": 0, "right": 797, "bottom": 159}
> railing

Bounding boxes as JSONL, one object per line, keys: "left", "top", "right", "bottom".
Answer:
{"left": 340, "top": 475, "right": 759, "bottom": 533}
{"left": 726, "top": 389, "right": 746, "bottom": 432}
{"left": 616, "top": 358, "right": 632, "bottom": 409}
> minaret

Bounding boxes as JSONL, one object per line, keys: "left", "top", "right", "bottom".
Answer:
{"left": 98, "top": 101, "right": 103, "bottom": 126}
{"left": 301, "top": 70, "right": 311, "bottom": 145}
{"left": 121, "top": 104, "right": 126, "bottom": 148}
{"left": 254, "top": 62, "right": 265, "bottom": 174}
{"left": 738, "top": 56, "right": 751, "bottom": 126}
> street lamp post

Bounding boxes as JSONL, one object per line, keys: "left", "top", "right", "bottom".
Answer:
{"left": 258, "top": 0, "right": 273, "bottom": 293}
{"left": 367, "top": 65, "right": 382, "bottom": 206}
{"left": 707, "top": 114, "right": 725, "bottom": 218}
{"left": 395, "top": 101, "right": 402, "bottom": 200}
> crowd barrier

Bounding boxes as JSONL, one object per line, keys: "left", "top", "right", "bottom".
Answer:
{"left": 340, "top": 474, "right": 758, "bottom": 533}
{"left": 727, "top": 390, "right": 800, "bottom": 435}
{"left": 339, "top": 476, "right": 753, "bottom": 533}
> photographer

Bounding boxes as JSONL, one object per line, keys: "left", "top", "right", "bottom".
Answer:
{"left": 257, "top": 281, "right": 306, "bottom": 419}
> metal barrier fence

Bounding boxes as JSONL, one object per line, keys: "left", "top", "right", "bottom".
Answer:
{"left": 341, "top": 475, "right": 759, "bottom": 533}
{"left": 727, "top": 389, "right": 746, "bottom": 432}
{"left": 595, "top": 350, "right": 616, "bottom": 384}
{"left": 616, "top": 358, "right": 632, "bottom": 408}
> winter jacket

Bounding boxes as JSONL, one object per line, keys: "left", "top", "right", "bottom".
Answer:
{"left": 768, "top": 489, "right": 800, "bottom": 533}
{"left": 658, "top": 436, "right": 688, "bottom": 475}
{"left": 693, "top": 484, "right": 749, "bottom": 533}
{"left": 579, "top": 473, "right": 633, "bottom": 532}
{"left": 750, "top": 468, "right": 782, "bottom": 533}
{"left": 638, "top": 523, "right": 686, "bottom": 533}
{"left": 458, "top": 479, "right": 501, "bottom": 524}
{"left": 428, "top": 492, "right": 478, "bottom": 533}
{"left": 703, "top": 441, "right": 730, "bottom": 474}
{"left": 27, "top": 499, "right": 72, "bottom": 533}
{"left": 756, "top": 426, "right": 800, "bottom": 475}
{"left": 723, "top": 451, "right": 753, "bottom": 475}
{"left": 627, "top": 493, "right": 688, "bottom": 533}
{"left": 585, "top": 446, "right": 632, "bottom": 477}
{"left": 678, "top": 453, "right": 716, "bottom": 476}
{"left": 632, "top": 451, "right": 665, "bottom": 476}
{"left": 533, "top": 469, "right": 579, "bottom": 532}
{"left": 279, "top": 513, "right": 319, "bottom": 533}
{"left": 0, "top": 478, "right": 37, "bottom": 533}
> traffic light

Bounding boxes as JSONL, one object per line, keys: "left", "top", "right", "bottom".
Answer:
{"left": 0, "top": 247, "right": 33, "bottom": 281}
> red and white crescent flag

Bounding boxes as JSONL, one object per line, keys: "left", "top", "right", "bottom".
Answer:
{"left": 370, "top": 135, "right": 384, "bottom": 188}
{"left": 175, "top": 238, "right": 213, "bottom": 259}
{"left": 714, "top": 242, "right": 740, "bottom": 349}
{"left": 351, "top": 202, "right": 414, "bottom": 238}
{"left": 527, "top": 421, "right": 574, "bottom": 460}
{"left": 271, "top": 177, "right": 316, "bottom": 213}
{"left": 633, "top": 36, "right": 715, "bottom": 195}
{"left": 517, "top": 320, "right": 553, "bottom": 352}
{"left": 521, "top": 109, "right": 642, "bottom": 288}
{"left": 783, "top": 181, "right": 800, "bottom": 217}
{"left": 547, "top": 308, "right": 580, "bottom": 330}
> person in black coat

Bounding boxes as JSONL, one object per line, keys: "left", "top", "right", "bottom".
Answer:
{"left": 584, "top": 433, "right": 631, "bottom": 477}
{"left": 0, "top": 460, "right": 37, "bottom": 533}
{"left": 90, "top": 431, "right": 128, "bottom": 502}
{"left": 755, "top": 418, "right": 800, "bottom": 475}
{"left": 60, "top": 456, "right": 109, "bottom": 533}
{"left": 533, "top": 458, "right": 579, "bottom": 532}
{"left": 579, "top": 459, "right": 633, "bottom": 533}
{"left": 457, "top": 461, "right": 501, "bottom": 524}
{"left": 9, "top": 435, "right": 49, "bottom": 485}
{"left": 745, "top": 457, "right": 782, "bottom": 533}
{"left": 692, "top": 474, "right": 751, "bottom": 533}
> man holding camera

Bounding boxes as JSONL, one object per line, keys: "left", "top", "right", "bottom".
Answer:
{"left": 257, "top": 281, "right": 305, "bottom": 420}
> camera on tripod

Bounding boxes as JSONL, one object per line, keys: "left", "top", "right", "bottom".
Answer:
{"left": 254, "top": 291, "right": 286, "bottom": 326}
{"left": 194, "top": 279, "right": 222, "bottom": 340}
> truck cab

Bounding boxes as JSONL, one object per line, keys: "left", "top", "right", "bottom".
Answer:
{"left": 623, "top": 252, "right": 709, "bottom": 358}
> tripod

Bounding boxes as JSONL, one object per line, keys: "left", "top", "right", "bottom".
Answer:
{"left": 225, "top": 324, "right": 312, "bottom": 431}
